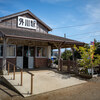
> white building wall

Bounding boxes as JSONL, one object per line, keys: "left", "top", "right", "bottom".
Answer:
{"left": 48, "top": 46, "right": 51, "bottom": 59}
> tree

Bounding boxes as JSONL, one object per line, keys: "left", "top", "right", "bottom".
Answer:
{"left": 73, "top": 44, "right": 89, "bottom": 60}
{"left": 61, "top": 50, "right": 72, "bottom": 60}
{"left": 74, "top": 45, "right": 100, "bottom": 77}
{"left": 73, "top": 50, "right": 81, "bottom": 60}
{"left": 94, "top": 39, "right": 100, "bottom": 55}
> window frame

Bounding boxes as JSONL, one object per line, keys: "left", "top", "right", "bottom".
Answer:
{"left": 7, "top": 44, "right": 16, "bottom": 58}
{"left": 0, "top": 44, "right": 16, "bottom": 58}
{"left": 28, "top": 46, "right": 35, "bottom": 57}
{"left": 36, "top": 46, "right": 47, "bottom": 58}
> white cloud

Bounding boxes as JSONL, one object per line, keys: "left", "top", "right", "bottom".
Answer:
{"left": 74, "top": 3, "right": 100, "bottom": 31}
{"left": 85, "top": 4, "right": 100, "bottom": 21}
{"left": 40, "top": 0, "right": 70, "bottom": 3}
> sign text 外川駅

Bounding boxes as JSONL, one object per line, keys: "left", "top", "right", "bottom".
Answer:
{"left": 18, "top": 16, "right": 37, "bottom": 29}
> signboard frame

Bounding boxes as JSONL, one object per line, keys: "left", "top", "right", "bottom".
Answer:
{"left": 18, "top": 16, "right": 37, "bottom": 29}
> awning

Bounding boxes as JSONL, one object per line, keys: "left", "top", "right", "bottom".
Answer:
{"left": 0, "top": 27, "right": 85, "bottom": 48}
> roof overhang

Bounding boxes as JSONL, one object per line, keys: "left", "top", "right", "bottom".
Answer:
{"left": 0, "top": 27, "right": 85, "bottom": 49}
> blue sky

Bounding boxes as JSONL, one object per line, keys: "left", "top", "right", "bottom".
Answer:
{"left": 0, "top": 0, "right": 100, "bottom": 44}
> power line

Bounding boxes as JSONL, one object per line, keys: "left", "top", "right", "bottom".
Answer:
{"left": 74, "top": 34, "right": 100, "bottom": 40}
{"left": 52, "top": 21, "right": 100, "bottom": 29}
{"left": 67, "top": 30, "right": 100, "bottom": 37}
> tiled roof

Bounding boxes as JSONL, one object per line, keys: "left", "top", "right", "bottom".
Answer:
{"left": 0, "top": 27, "right": 85, "bottom": 46}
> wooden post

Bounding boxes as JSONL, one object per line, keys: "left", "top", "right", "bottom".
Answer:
{"left": 2, "top": 38, "right": 7, "bottom": 75}
{"left": 21, "top": 69, "right": 23, "bottom": 86}
{"left": 53, "top": 42, "right": 64, "bottom": 71}
{"left": 71, "top": 48, "right": 75, "bottom": 72}
{"left": 67, "top": 60, "right": 71, "bottom": 73}
{"left": 31, "top": 74, "right": 33, "bottom": 94}
{"left": 8, "top": 63, "right": 9, "bottom": 75}
{"left": 58, "top": 47, "right": 61, "bottom": 71}
{"left": 71, "top": 48, "right": 75, "bottom": 61}
{"left": 60, "top": 59, "right": 63, "bottom": 71}
{"left": 13, "top": 65, "right": 15, "bottom": 80}
{"left": 71, "top": 48, "right": 78, "bottom": 74}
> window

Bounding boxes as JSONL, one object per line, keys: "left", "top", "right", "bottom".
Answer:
{"left": 29, "top": 47, "right": 34, "bottom": 57}
{"left": 7, "top": 45, "right": 16, "bottom": 57}
{"left": 17, "top": 46, "right": 23, "bottom": 56}
{"left": 37, "top": 47, "right": 47, "bottom": 57}
{"left": 0, "top": 45, "right": 3, "bottom": 57}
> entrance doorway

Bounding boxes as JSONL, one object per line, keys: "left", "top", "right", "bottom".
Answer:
{"left": 23, "top": 46, "right": 28, "bottom": 68}
{"left": 17, "top": 46, "right": 34, "bottom": 69}
{"left": 28, "top": 47, "right": 34, "bottom": 69}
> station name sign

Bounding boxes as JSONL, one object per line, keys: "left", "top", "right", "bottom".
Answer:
{"left": 18, "top": 16, "right": 37, "bottom": 29}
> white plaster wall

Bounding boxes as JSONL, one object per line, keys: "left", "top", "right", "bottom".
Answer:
{"left": 48, "top": 46, "right": 51, "bottom": 59}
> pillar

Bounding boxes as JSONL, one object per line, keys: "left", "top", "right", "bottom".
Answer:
{"left": 48, "top": 46, "right": 51, "bottom": 59}
{"left": 2, "top": 38, "right": 7, "bottom": 75}
{"left": 71, "top": 48, "right": 75, "bottom": 61}
{"left": 71, "top": 48, "right": 75, "bottom": 71}
{"left": 71, "top": 47, "right": 78, "bottom": 74}
{"left": 58, "top": 47, "right": 61, "bottom": 71}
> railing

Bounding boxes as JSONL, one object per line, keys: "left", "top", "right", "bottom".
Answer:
{"left": 7, "top": 61, "right": 34, "bottom": 94}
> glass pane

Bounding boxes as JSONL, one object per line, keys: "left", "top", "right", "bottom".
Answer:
{"left": 37, "top": 47, "right": 42, "bottom": 57}
{"left": 7, "top": 45, "right": 15, "bottom": 56}
{"left": 37, "top": 47, "right": 47, "bottom": 57}
{"left": 17, "top": 46, "right": 22, "bottom": 56}
{"left": 42, "top": 47, "right": 46, "bottom": 57}
{"left": 29, "top": 47, "right": 34, "bottom": 57}
{"left": 0, "top": 45, "right": 3, "bottom": 56}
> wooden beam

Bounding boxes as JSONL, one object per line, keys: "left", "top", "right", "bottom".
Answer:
{"left": 53, "top": 42, "right": 65, "bottom": 71}
{"left": 71, "top": 48, "right": 75, "bottom": 61}
{"left": 71, "top": 48, "right": 77, "bottom": 73}
{"left": 58, "top": 47, "right": 61, "bottom": 71}
{"left": 53, "top": 42, "right": 64, "bottom": 49}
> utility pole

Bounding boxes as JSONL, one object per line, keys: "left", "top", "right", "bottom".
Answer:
{"left": 64, "top": 33, "right": 66, "bottom": 38}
